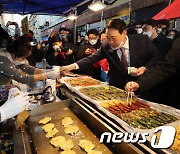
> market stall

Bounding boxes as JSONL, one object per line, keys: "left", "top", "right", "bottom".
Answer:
{"left": 0, "top": 75, "right": 179, "bottom": 154}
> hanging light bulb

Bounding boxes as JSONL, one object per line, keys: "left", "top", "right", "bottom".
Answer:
{"left": 88, "top": 1, "right": 107, "bottom": 12}
{"left": 67, "top": 14, "right": 78, "bottom": 20}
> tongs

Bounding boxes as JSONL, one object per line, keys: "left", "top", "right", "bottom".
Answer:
{"left": 126, "top": 81, "right": 133, "bottom": 106}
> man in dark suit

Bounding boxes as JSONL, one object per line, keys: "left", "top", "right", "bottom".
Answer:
{"left": 61, "top": 19, "right": 158, "bottom": 89}
{"left": 143, "top": 19, "right": 173, "bottom": 59}
{"left": 126, "top": 37, "right": 180, "bottom": 108}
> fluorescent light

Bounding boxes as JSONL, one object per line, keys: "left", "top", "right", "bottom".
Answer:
{"left": 88, "top": 1, "right": 107, "bottom": 12}
{"left": 67, "top": 14, "right": 78, "bottom": 20}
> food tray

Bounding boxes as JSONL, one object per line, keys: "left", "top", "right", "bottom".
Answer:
{"left": 66, "top": 85, "right": 180, "bottom": 141}
{"left": 27, "top": 100, "right": 111, "bottom": 154}
{"left": 60, "top": 76, "right": 107, "bottom": 92}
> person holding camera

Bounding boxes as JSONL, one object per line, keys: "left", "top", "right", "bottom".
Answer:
{"left": 75, "top": 29, "right": 102, "bottom": 80}
{"left": 4, "top": 21, "right": 21, "bottom": 40}
{"left": 47, "top": 35, "right": 74, "bottom": 66}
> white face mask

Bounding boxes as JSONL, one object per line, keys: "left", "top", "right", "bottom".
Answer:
{"left": 77, "top": 39, "right": 81, "bottom": 43}
{"left": 111, "top": 41, "right": 124, "bottom": 50}
{"left": 42, "top": 44, "right": 45, "bottom": 47}
{"left": 89, "top": 39, "right": 98, "bottom": 45}
{"left": 166, "top": 36, "right": 174, "bottom": 40}
{"left": 143, "top": 31, "right": 152, "bottom": 38}
{"left": 157, "top": 28, "right": 162, "bottom": 34}
{"left": 136, "top": 28, "right": 143, "bottom": 34}
{"left": 53, "top": 45, "right": 61, "bottom": 51}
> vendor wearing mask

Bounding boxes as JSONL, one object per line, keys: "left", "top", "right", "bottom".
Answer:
{"left": 0, "top": 36, "right": 59, "bottom": 88}
{"left": 75, "top": 28, "right": 101, "bottom": 80}
{"left": 61, "top": 19, "right": 158, "bottom": 89}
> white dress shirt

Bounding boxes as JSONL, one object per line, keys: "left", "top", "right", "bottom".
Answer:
{"left": 116, "top": 36, "right": 130, "bottom": 66}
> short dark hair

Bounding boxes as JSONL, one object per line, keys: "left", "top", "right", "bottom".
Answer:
{"left": 157, "top": 19, "right": 170, "bottom": 28}
{"left": 51, "top": 35, "right": 62, "bottom": 44}
{"left": 86, "top": 29, "right": 99, "bottom": 36}
{"left": 7, "top": 36, "right": 32, "bottom": 58}
{"left": 100, "top": 28, "right": 106, "bottom": 38}
{"left": 0, "top": 3, "right": 3, "bottom": 15}
{"left": 59, "top": 27, "right": 68, "bottom": 32}
{"left": 144, "top": 19, "right": 158, "bottom": 27}
{"left": 107, "top": 19, "right": 127, "bottom": 34}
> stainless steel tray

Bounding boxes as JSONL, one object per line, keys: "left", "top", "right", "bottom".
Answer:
{"left": 27, "top": 99, "right": 111, "bottom": 154}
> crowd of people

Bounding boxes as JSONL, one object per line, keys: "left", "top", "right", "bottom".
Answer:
{"left": 0, "top": 1, "right": 180, "bottom": 122}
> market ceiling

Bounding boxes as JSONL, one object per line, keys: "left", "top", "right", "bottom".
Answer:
{"left": 0, "top": 0, "right": 117, "bottom": 16}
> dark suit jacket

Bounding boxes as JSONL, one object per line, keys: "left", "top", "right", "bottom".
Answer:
{"left": 77, "top": 34, "right": 158, "bottom": 89}
{"left": 137, "top": 37, "right": 180, "bottom": 108}
{"left": 0, "top": 25, "right": 12, "bottom": 47}
{"left": 152, "top": 34, "right": 173, "bottom": 59}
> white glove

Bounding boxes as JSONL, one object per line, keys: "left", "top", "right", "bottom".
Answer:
{"left": 41, "top": 69, "right": 53, "bottom": 73}
{"left": 46, "top": 71, "right": 59, "bottom": 80}
{"left": 0, "top": 94, "right": 30, "bottom": 122}
{"left": 8, "top": 87, "right": 23, "bottom": 99}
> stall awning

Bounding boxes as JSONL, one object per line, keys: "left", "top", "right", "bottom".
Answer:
{"left": 0, "top": 0, "right": 91, "bottom": 15}
{"left": 153, "top": 0, "right": 180, "bottom": 20}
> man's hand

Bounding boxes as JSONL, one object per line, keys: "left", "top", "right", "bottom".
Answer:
{"left": 130, "top": 66, "right": 146, "bottom": 77}
{"left": 65, "top": 49, "right": 73, "bottom": 55}
{"left": 14, "top": 22, "right": 19, "bottom": 28}
{"left": 90, "top": 48, "right": 96, "bottom": 54}
{"left": 85, "top": 48, "right": 93, "bottom": 55}
{"left": 137, "top": 66, "right": 146, "bottom": 76}
{"left": 61, "top": 64, "right": 76, "bottom": 73}
{"left": 53, "top": 51, "right": 59, "bottom": 56}
{"left": 125, "top": 81, "right": 140, "bottom": 93}
{"left": 50, "top": 30, "right": 58, "bottom": 38}
{"left": 6, "top": 21, "right": 11, "bottom": 27}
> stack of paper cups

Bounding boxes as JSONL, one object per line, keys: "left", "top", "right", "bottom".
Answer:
{"left": 45, "top": 79, "right": 56, "bottom": 95}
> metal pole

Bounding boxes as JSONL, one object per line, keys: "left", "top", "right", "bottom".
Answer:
{"left": 73, "top": 9, "right": 77, "bottom": 45}
{"left": 128, "top": 0, "right": 132, "bottom": 23}
{"left": 100, "top": 10, "right": 104, "bottom": 31}
{"left": 100, "top": 0, "right": 105, "bottom": 31}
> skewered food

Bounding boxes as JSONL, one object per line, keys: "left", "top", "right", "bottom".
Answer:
{"left": 42, "top": 123, "right": 54, "bottom": 132}
{"left": 64, "top": 125, "right": 79, "bottom": 135}
{"left": 62, "top": 117, "right": 73, "bottom": 127}
{"left": 79, "top": 140, "right": 95, "bottom": 152}
{"left": 65, "top": 77, "right": 100, "bottom": 87}
{"left": 106, "top": 101, "right": 150, "bottom": 114}
{"left": 39, "top": 117, "right": 51, "bottom": 124}
{"left": 80, "top": 86, "right": 127, "bottom": 101}
{"left": 46, "top": 127, "right": 58, "bottom": 138}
